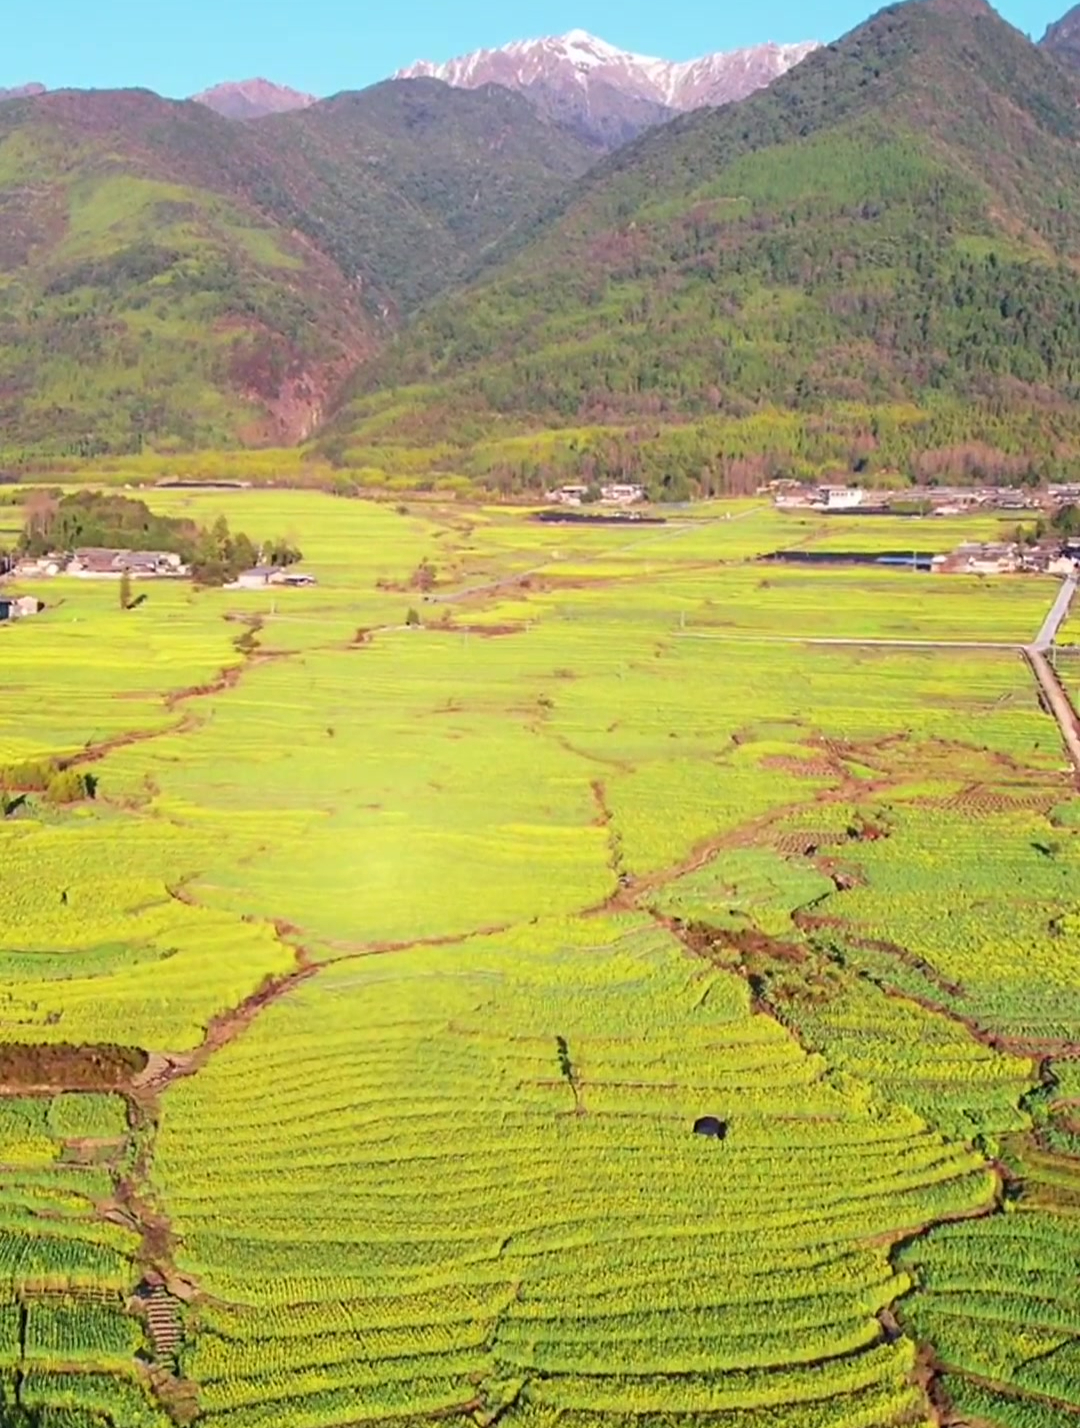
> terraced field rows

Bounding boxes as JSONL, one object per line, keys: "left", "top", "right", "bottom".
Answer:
{"left": 150, "top": 919, "right": 993, "bottom": 1427}
{"left": 1, "top": 497, "right": 1078, "bottom": 1428}
{"left": 0, "top": 1094, "right": 169, "bottom": 1424}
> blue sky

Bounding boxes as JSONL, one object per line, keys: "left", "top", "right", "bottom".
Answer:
{"left": 2, "top": 0, "right": 1066, "bottom": 97}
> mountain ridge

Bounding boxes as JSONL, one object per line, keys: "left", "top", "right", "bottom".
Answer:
{"left": 1039, "top": 2, "right": 1080, "bottom": 66}
{"left": 194, "top": 78, "right": 316, "bottom": 120}
{"left": 398, "top": 31, "right": 820, "bottom": 146}
{"left": 327, "top": 0, "right": 1080, "bottom": 493}
{"left": 0, "top": 76, "right": 596, "bottom": 460}
{"left": 0, "top": 83, "right": 45, "bottom": 102}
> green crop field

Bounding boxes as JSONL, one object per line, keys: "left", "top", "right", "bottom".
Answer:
{"left": 0, "top": 494, "right": 1077, "bottom": 1428}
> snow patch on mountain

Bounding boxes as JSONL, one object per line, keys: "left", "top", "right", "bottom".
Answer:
{"left": 399, "top": 30, "right": 820, "bottom": 114}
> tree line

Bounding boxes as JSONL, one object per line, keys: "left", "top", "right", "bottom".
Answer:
{"left": 18, "top": 491, "right": 302, "bottom": 585}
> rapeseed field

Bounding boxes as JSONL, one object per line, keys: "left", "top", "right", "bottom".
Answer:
{"left": 0, "top": 494, "right": 1077, "bottom": 1428}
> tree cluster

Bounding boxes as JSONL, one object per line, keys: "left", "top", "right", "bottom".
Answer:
{"left": 19, "top": 491, "right": 301, "bottom": 586}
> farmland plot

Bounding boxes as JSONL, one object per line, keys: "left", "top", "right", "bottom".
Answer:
{"left": 0, "top": 495, "right": 1077, "bottom": 1428}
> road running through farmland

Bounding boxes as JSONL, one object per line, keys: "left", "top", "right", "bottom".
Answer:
{"left": 674, "top": 572, "right": 1080, "bottom": 778}
{"left": 1024, "top": 572, "right": 1080, "bottom": 774}
{"left": 672, "top": 634, "right": 1024, "bottom": 650}
{"left": 1033, "top": 571, "right": 1079, "bottom": 651}
{"left": 427, "top": 504, "right": 768, "bottom": 605}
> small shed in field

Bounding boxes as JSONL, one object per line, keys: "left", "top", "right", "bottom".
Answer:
{"left": 693, "top": 1116, "right": 728, "bottom": 1141}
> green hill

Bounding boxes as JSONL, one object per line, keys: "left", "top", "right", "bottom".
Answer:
{"left": 0, "top": 89, "right": 377, "bottom": 460}
{"left": 0, "top": 81, "right": 595, "bottom": 463}
{"left": 329, "top": 0, "right": 1080, "bottom": 494}
{"left": 258, "top": 79, "right": 599, "bottom": 315}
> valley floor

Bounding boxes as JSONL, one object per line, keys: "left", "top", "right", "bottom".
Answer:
{"left": 0, "top": 495, "right": 1078, "bottom": 1428}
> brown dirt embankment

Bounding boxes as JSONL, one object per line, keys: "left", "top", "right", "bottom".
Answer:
{"left": 0, "top": 1042, "right": 147, "bottom": 1093}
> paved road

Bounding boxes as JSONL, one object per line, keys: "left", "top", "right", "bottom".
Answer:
{"left": 1033, "top": 572, "right": 1078, "bottom": 652}
{"left": 676, "top": 572, "right": 1080, "bottom": 779}
{"left": 1023, "top": 572, "right": 1080, "bottom": 775}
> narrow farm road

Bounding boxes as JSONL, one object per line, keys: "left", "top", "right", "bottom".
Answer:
{"left": 428, "top": 504, "right": 768, "bottom": 606}
{"left": 672, "top": 633, "right": 1024, "bottom": 649}
{"left": 675, "top": 572, "right": 1080, "bottom": 778}
{"left": 1025, "top": 573, "right": 1080, "bottom": 776}
{"left": 1032, "top": 570, "right": 1078, "bottom": 651}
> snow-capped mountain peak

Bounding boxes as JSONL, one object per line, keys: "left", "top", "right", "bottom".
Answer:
{"left": 397, "top": 30, "right": 819, "bottom": 147}
{"left": 557, "top": 30, "right": 645, "bottom": 65}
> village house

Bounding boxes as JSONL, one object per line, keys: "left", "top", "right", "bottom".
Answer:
{"left": 0, "top": 596, "right": 43, "bottom": 622}
{"left": 68, "top": 549, "right": 189, "bottom": 578}
{"left": 231, "top": 567, "right": 275, "bottom": 590}
{"left": 936, "top": 542, "right": 1022, "bottom": 575}
{"left": 814, "top": 485, "right": 866, "bottom": 510}
{"left": 12, "top": 554, "right": 64, "bottom": 579}
{"left": 547, "top": 484, "right": 590, "bottom": 506}
{"left": 600, "top": 482, "right": 646, "bottom": 505}
{"left": 229, "top": 566, "right": 317, "bottom": 591}
{"left": 1048, "top": 554, "right": 1078, "bottom": 577}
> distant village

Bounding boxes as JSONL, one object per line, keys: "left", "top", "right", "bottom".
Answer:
{"left": 0, "top": 547, "right": 317, "bottom": 621}
{"left": 545, "top": 482, "right": 647, "bottom": 507}
{"left": 767, "top": 481, "right": 1080, "bottom": 576}
{"left": 769, "top": 480, "right": 1080, "bottom": 516}
{"left": 9, "top": 547, "right": 317, "bottom": 588}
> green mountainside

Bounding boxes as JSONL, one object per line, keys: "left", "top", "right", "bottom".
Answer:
{"left": 258, "top": 79, "right": 599, "bottom": 314}
{"left": 0, "top": 81, "right": 594, "bottom": 462}
{"left": 0, "top": 88, "right": 377, "bottom": 460}
{"left": 330, "top": 0, "right": 1080, "bottom": 494}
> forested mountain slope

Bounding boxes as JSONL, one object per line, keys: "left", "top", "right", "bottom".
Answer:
{"left": 257, "top": 79, "right": 599, "bottom": 313}
{"left": 331, "top": 0, "right": 1080, "bottom": 492}
{"left": 0, "top": 80, "right": 596, "bottom": 461}
{"left": 0, "top": 89, "right": 378, "bottom": 459}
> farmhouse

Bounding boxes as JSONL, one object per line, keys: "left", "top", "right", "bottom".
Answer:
{"left": 0, "top": 596, "right": 42, "bottom": 622}
{"left": 12, "top": 554, "right": 64, "bottom": 578}
{"left": 229, "top": 566, "right": 317, "bottom": 590}
{"left": 935, "top": 542, "right": 1022, "bottom": 575}
{"left": 231, "top": 567, "right": 275, "bottom": 590}
{"left": 68, "top": 549, "right": 188, "bottom": 578}
{"left": 547, "top": 484, "right": 590, "bottom": 506}
{"left": 601, "top": 483, "right": 646, "bottom": 505}
{"left": 815, "top": 485, "right": 866, "bottom": 510}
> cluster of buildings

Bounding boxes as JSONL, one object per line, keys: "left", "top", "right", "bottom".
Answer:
{"left": 12, "top": 548, "right": 190, "bottom": 579}
{"left": 933, "top": 541, "right": 1079, "bottom": 576}
{"left": 7, "top": 550, "right": 317, "bottom": 589}
{"left": 770, "top": 482, "right": 1050, "bottom": 515}
{"left": 546, "top": 482, "right": 646, "bottom": 507}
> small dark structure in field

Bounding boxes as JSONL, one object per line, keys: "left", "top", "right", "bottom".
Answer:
{"left": 761, "top": 549, "right": 935, "bottom": 570}
{"left": 532, "top": 510, "right": 666, "bottom": 527}
{"left": 0, "top": 595, "right": 42, "bottom": 621}
{"left": 693, "top": 1116, "right": 728, "bottom": 1140}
